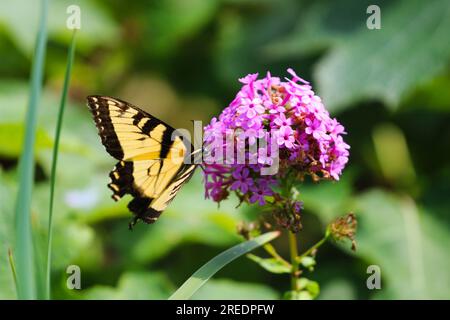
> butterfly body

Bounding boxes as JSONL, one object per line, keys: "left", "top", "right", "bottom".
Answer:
{"left": 86, "top": 95, "right": 198, "bottom": 227}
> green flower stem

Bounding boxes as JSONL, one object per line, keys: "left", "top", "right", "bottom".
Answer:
{"left": 288, "top": 231, "right": 300, "bottom": 291}
{"left": 263, "top": 243, "right": 291, "bottom": 267}
{"left": 298, "top": 234, "right": 330, "bottom": 260}
{"left": 45, "top": 29, "right": 77, "bottom": 300}
{"left": 278, "top": 174, "right": 301, "bottom": 291}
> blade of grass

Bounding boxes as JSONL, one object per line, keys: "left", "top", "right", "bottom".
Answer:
{"left": 14, "top": 0, "right": 48, "bottom": 300}
{"left": 8, "top": 248, "right": 18, "bottom": 290}
{"left": 169, "top": 231, "right": 280, "bottom": 300}
{"left": 33, "top": 234, "right": 46, "bottom": 299}
{"left": 45, "top": 29, "right": 77, "bottom": 300}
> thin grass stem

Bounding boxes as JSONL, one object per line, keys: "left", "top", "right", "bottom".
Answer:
{"left": 45, "top": 29, "right": 77, "bottom": 300}
{"left": 8, "top": 248, "right": 17, "bottom": 290}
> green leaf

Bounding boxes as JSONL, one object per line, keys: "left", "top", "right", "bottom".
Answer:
{"left": 247, "top": 254, "right": 291, "bottom": 274}
{"left": 298, "top": 256, "right": 316, "bottom": 271}
{"left": 355, "top": 190, "right": 450, "bottom": 299}
{"left": 169, "top": 231, "right": 280, "bottom": 300}
{"left": 315, "top": 0, "right": 450, "bottom": 112}
{"left": 297, "top": 291, "right": 314, "bottom": 300}
{"left": 283, "top": 278, "right": 320, "bottom": 300}
{"left": 297, "top": 278, "right": 320, "bottom": 299}
{"left": 192, "top": 279, "right": 278, "bottom": 300}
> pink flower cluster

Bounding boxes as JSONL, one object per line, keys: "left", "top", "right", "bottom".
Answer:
{"left": 203, "top": 69, "right": 350, "bottom": 206}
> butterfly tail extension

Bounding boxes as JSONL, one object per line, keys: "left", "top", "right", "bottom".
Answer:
{"left": 127, "top": 196, "right": 161, "bottom": 224}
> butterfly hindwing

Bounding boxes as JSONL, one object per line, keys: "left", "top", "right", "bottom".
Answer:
{"left": 86, "top": 95, "right": 197, "bottom": 225}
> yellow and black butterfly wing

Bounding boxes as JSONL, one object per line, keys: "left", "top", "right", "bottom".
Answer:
{"left": 86, "top": 95, "right": 197, "bottom": 225}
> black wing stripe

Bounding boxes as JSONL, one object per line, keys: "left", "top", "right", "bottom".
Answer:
{"left": 159, "top": 127, "right": 175, "bottom": 158}
{"left": 142, "top": 117, "right": 162, "bottom": 134}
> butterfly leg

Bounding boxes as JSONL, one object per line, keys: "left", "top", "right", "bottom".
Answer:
{"left": 128, "top": 216, "right": 139, "bottom": 230}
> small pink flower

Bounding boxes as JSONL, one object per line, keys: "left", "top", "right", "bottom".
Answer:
{"left": 265, "top": 100, "right": 285, "bottom": 114}
{"left": 273, "top": 112, "right": 292, "bottom": 130}
{"left": 239, "top": 73, "right": 259, "bottom": 84}
{"left": 287, "top": 68, "right": 309, "bottom": 84}
{"left": 276, "top": 126, "right": 296, "bottom": 149}
{"left": 305, "top": 117, "right": 327, "bottom": 140}
{"left": 238, "top": 97, "right": 265, "bottom": 118}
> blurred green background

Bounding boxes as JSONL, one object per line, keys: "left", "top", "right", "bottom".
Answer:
{"left": 0, "top": 0, "right": 449, "bottom": 299}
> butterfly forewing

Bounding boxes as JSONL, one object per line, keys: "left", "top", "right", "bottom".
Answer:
{"left": 86, "top": 95, "right": 197, "bottom": 225}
